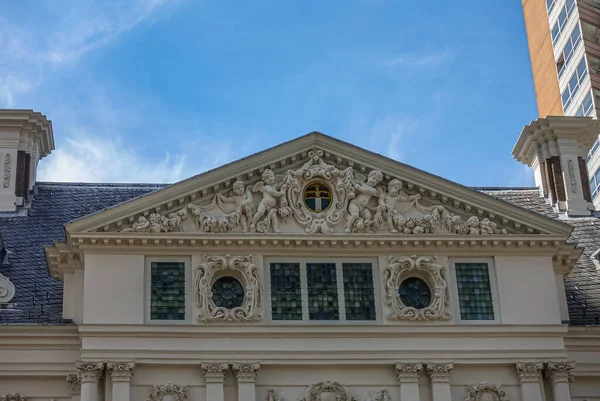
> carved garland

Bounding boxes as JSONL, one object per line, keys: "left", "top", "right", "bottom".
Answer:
{"left": 465, "top": 382, "right": 507, "bottom": 401}
{"left": 302, "top": 381, "right": 357, "bottom": 401}
{"left": 145, "top": 383, "right": 188, "bottom": 401}
{"left": 195, "top": 255, "right": 262, "bottom": 322}
{"left": 383, "top": 256, "right": 451, "bottom": 321}
{"left": 3, "top": 153, "right": 10, "bottom": 188}
{"left": 119, "top": 149, "right": 508, "bottom": 236}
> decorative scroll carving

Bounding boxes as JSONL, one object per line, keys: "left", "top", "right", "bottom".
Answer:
{"left": 232, "top": 363, "right": 260, "bottom": 382}
{"left": 546, "top": 362, "right": 575, "bottom": 384}
{"left": 515, "top": 362, "right": 543, "bottom": 381}
{"left": 76, "top": 361, "right": 104, "bottom": 383}
{"left": 365, "top": 389, "right": 391, "bottom": 401}
{"left": 267, "top": 389, "right": 283, "bottom": 401}
{"left": 195, "top": 255, "right": 262, "bottom": 322}
{"left": 0, "top": 395, "right": 26, "bottom": 401}
{"left": 66, "top": 373, "right": 81, "bottom": 394}
{"left": 200, "top": 363, "right": 229, "bottom": 383}
{"left": 145, "top": 383, "right": 188, "bottom": 401}
{"left": 301, "top": 381, "right": 356, "bottom": 401}
{"left": 2, "top": 153, "right": 10, "bottom": 188}
{"left": 465, "top": 382, "right": 506, "bottom": 401}
{"left": 107, "top": 362, "right": 135, "bottom": 382}
{"left": 0, "top": 273, "right": 15, "bottom": 304}
{"left": 383, "top": 256, "right": 451, "bottom": 321}
{"left": 395, "top": 363, "right": 422, "bottom": 382}
{"left": 119, "top": 149, "right": 508, "bottom": 235}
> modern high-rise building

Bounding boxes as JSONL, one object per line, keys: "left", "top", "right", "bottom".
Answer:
{"left": 522, "top": 0, "right": 600, "bottom": 209}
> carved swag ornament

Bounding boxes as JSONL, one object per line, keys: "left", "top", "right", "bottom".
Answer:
{"left": 121, "top": 150, "right": 507, "bottom": 235}
{"left": 383, "top": 256, "right": 451, "bottom": 321}
{"left": 195, "top": 255, "right": 262, "bottom": 322}
{"left": 465, "top": 382, "right": 507, "bottom": 401}
{"left": 145, "top": 383, "right": 188, "bottom": 401}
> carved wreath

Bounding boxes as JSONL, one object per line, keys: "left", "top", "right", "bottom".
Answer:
{"left": 145, "top": 383, "right": 188, "bottom": 401}
{"left": 465, "top": 382, "right": 507, "bottom": 401}
{"left": 195, "top": 254, "right": 262, "bottom": 322}
{"left": 301, "top": 381, "right": 357, "bottom": 401}
{"left": 383, "top": 255, "right": 451, "bottom": 321}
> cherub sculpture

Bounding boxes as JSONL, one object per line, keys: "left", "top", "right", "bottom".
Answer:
{"left": 251, "top": 169, "right": 286, "bottom": 233}
{"left": 378, "top": 179, "right": 421, "bottom": 233}
{"left": 345, "top": 169, "right": 384, "bottom": 232}
{"left": 217, "top": 180, "right": 254, "bottom": 232}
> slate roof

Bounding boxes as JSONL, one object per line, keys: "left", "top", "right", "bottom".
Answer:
{"left": 0, "top": 183, "right": 599, "bottom": 325}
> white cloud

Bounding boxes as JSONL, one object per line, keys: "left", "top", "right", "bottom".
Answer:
{"left": 387, "top": 49, "right": 453, "bottom": 69}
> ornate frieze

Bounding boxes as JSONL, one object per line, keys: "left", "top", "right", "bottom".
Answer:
{"left": 107, "top": 362, "right": 136, "bottom": 382}
{"left": 465, "top": 382, "right": 506, "bottom": 401}
{"left": 426, "top": 363, "right": 454, "bottom": 382}
{"left": 75, "top": 361, "right": 104, "bottom": 384}
{"left": 0, "top": 273, "right": 15, "bottom": 304}
{"left": 66, "top": 373, "right": 81, "bottom": 394}
{"left": 301, "top": 381, "right": 356, "bottom": 401}
{"left": 201, "top": 363, "right": 229, "bottom": 383}
{"left": 546, "top": 362, "right": 575, "bottom": 384}
{"left": 232, "top": 363, "right": 260, "bottom": 383}
{"left": 3, "top": 153, "right": 10, "bottom": 188}
{"left": 0, "top": 395, "right": 26, "bottom": 401}
{"left": 145, "top": 383, "right": 188, "bottom": 401}
{"left": 195, "top": 255, "right": 262, "bottom": 322}
{"left": 383, "top": 256, "right": 451, "bottom": 321}
{"left": 118, "top": 149, "right": 508, "bottom": 235}
{"left": 395, "top": 363, "right": 423, "bottom": 382}
{"left": 515, "top": 362, "right": 543, "bottom": 381}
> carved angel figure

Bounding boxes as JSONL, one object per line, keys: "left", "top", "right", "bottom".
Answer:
{"left": 345, "top": 169, "right": 384, "bottom": 233}
{"left": 217, "top": 180, "right": 254, "bottom": 232}
{"left": 251, "top": 169, "right": 286, "bottom": 233}
{"left": 378, "top": 179, "right": 421, "bottom": 233}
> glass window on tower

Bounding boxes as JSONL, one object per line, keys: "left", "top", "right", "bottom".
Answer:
{"left": 546, "top": 0, "right": 557, "bottom": 13}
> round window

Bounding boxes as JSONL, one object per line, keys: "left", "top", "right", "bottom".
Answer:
{"left": 303, "top": 181, "right": 333, "bottom": 213}
{"left": 211, "top": 277, "right": 245, "bottom": 309}
{"left": 398, "top": 277, "right": 432, "bottom": 309}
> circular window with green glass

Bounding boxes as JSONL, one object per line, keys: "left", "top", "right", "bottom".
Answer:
{"left": 398, "top": 277, "right": 432, "bottom": 309}
{"left": 211, "top": 276, "right": 245, "bottom": 309}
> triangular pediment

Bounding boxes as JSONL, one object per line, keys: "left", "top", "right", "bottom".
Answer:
{"left": 64, "top": 132, "right": 573, "bottom": 237}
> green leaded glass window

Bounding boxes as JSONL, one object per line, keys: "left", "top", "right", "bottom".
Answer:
{"left": 398, "top": 277, "right": 432, "bottom": 309}
{"left": 270, "top": 263, "right": 303, "bottom": 320}
{"left": 342, "top": 263, "right": 376, "bottom": 321}
{"left": 307, "top": 263, "right": 339, "bottom": 320}
{"left": 150, "top": 262, "right": 186, "bottom": 321}
{"left": 212, "top": 276, "right": 244, "bottom": 309}
{"left": 455, "top": 263, "right": 495, "bottom": 321}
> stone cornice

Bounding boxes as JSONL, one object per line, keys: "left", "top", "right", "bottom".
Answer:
{"left": 395, "top": 363, "right": 422, "bottom": 382}
{"left": 107, "top": 362, "right": 135, "bottom": 382}
{"left": 426, "top": 363, "right": 454, "bottom": 382}
{"left": 232, "top": 363, "right": 260, "bottom": 383}
{"left": 76, "top": 361, "right": 104, "bottom": 383}
{"left": 200, "top": 362, "right": 229, "bottom": 383}
{"left": 0, "top": 109, "right": 54, "bottom": 158}
{"left": 515, "top": 362, "right": 544, "bottom": 381}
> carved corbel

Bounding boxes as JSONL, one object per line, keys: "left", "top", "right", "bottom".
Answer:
{"left": 515, "top": 362, "right": 543, "bottom": 382}
{"left": 426, "top": 363, "right": 454, "bottom": 382}
{"left": 195, "top": 255, "right": 262, "bottom": 322}
{"left": 145, "top": 383, "right": 188, "bottom": 401}
{"left": 201, "top": 363, "right": 229, "bottom": 383}
{"left": 545, "top": 362, "right": 575, "bottom": 384}
{"left": 465, "top": 382, "right": 506, "bottom": 401}
{"left": 383, "top": 256, "right": 451, "bottom": 321}
{"left": 395, "top": 363, "right": 423, "bottom": 382}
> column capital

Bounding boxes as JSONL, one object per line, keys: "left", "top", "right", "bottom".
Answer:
{"left": 395, "top": 363, "right": 423, "bottom": 382}
{"left": 426, "top": 363, "right": 454, "bottom": 382}
{"left": 201, "top": 362, "right": 229, "bottom": 383}
{"left": 232, "top": 363, "right": 260, "bottom": 383}
{"left": 515, "top": 362, "right": 544, "bottom": 382}
{"left": 546, "top": 362, "right": 575, "bottom": 384}
{"left": 107, "top": 362, "right": 136, "bottom": 382}
{"left": 76, "top": 361, "right": 104, "bottom": 384}
{"left": 66, "top": 373, "right": 81, "bottom": 395}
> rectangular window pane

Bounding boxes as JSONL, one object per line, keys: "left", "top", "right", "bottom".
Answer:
{"left": 150, "top": 262, "right": 186, "bottom": 320}
{"left": 342, "top": 263, "right": 376, "bottom": 321}
{"left": 306, "top": 263, "right": 339, "bottom": 320}
{"left": 455, "top": 263, "right": 494, "bottom": 321}
{"left": 270, "top": 263, "right": 303, "bottom": 320}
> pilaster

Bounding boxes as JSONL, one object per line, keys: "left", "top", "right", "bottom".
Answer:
{"left": 233, "top": 363, "right": 260, "bottom": 401}
{"left": 546, "top": 362, "right": 575, "bottom": 401}
{"left": 395, "top": 363, "right": 422, "bottom": 401}
{"left": 201, "top": 362, "right": 229, "bottom": 401}
{"left": 76, "top": 362, "right": 104, "bottom": 401}
{"left": 426, "top": 363, "right": 453, "bottom": 401}
{"left": 66, "top": 374, "right": 81, "bottom": 401}
{"left": 515, "top": 362, "right": 544, "bottom": 401}
{"left": 107, "top": 362, "right": 135, "bottom": 401}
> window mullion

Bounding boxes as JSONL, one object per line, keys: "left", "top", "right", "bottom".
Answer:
{"left": 300, "top": 262, "right": 309, "bottom": 322}
{"left": 336, "top": 262, "right": 346, "bottom": 322}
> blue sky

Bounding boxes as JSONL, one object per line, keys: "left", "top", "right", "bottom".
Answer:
{"left": 0, "top": 0, "right": 537, "bottom": 186}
